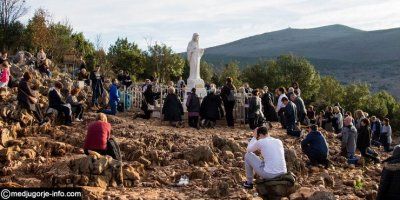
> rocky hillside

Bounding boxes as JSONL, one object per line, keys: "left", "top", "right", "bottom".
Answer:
{"left": 0, "top": 64, "right": 395, "bottom": 199}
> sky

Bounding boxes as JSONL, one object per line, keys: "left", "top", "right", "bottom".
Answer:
{"left": 21, "top": 0, "right": 400, "bottom": 52}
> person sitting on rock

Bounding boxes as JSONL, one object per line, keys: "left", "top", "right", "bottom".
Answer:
{"left": 134, "top": 84, "right": 160, "bottom": 119}
{"left": 162, "top": 86, "right": 184, "bottom": 128}
{"left": 282, "top": 97, "right": 302, "bottom": 137}
{"left": 102, "top": 78, "right": 120, "bottom": 116}
{"left": 357, "top": 118, "right": 380, "bottom": 163}
{"left": 301, "top": 124, "right": 330, "bottom": 168}
{"left": 48, "top": 81, "right": 73, "bottom": 126}
{"left": 376, "top": 144, "right": 400, "bottom": 200}
{"left": 17, "top": 72, "right": 45, "bottom": 125}
{"left": 341, "top": 116, "right": 357, "bottom": 159}
{"left": 0, "top": 61, "right": 10, "bottom": 89}
{"left": 186, "top": 88, "right": 200, "bottom": 129}
{"left": 66, "top": 88, "right": 84, "bottom": 122}
{"left": 200, "top": 86, "right": 223, "bottom": 128}
{"left": 306, "top": 106, "right": 316, "bottom": 125}
{"left": 37, "top": 48, "right": 47, "bottom": 66}
{"left": 83, "top": 113, "right": 121, "bottom": 160}
{"left": 243, "top": 126, "right": 287, "bottom": 189}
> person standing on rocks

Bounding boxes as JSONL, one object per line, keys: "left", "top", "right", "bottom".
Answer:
{"left": 332, "top": 106, "right": 343, "bottom": 134}
{"left": 17, "top": 72, "right": 45, "bottom": 125}
{"left": 48, "top": 81, "right": 73, "bottom": 126}
{"left": 370, "top": 116, "right": 382, "bottom": 146}
{"left": 243, "top": 126, "right": 287, "bottom": 189}
{"left": 380, "top": 118, "right": 393, "bottom": 152}
{"left": 282, "top": 97, "right": 302, "bottom": 137}
{"left": 221, "top": 77, "right": 236, "bottom": 128}
{"left": 248, "top": 89, "right": 265, "bottom": 130}
{"left": 186, "top": 88, "right": 200, "bottom": 129}
{"left": 90, "top": 66, "right": 104, "bottom": 110}
{"left": 261, "top": 86, "right": 277, "bottom": 122}
{"left": 357, "top": 118, "right": 380, "bottom": 163}
{"left": 102, "top": 79, "right": 120, "bottom": 116}
{"left": 301, "top": 124, "right": 330, "bottom": 168}
{"left": 341, "top": 116, "right": 357, "bottom": 159}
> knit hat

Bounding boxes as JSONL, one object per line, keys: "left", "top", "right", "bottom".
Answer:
{"left": 393, "top": 145, "right": 400, "bottom": 157}
{"left": 344, "top": 116, "right": 353, "bottom": 126}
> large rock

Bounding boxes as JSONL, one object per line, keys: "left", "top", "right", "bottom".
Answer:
{"left": 1, "top": 129, "right": 14, "bottom": 147}
{"left": 308, "top": 191, "right": 336, "bottom": 200}
{"left": 212, "top": 135, "right": 243, "bottom": 153}
{"left": 123, "top": 165, "right": 141, "bottom": 181}
{"left": 285, "top": 148, "right": 304, "bottom": 174}
{"left": 184, "top": 145, "right": 219, "bottom": 165}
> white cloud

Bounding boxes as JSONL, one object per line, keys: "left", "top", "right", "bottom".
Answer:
{"left": 22, "top": 0, "right": 400, "bottom": 52}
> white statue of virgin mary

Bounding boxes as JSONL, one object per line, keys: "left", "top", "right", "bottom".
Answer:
{"left": 187, "top": 33, "right": 204, "bottom": 80}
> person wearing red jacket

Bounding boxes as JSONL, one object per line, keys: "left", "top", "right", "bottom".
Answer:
{"left": 83, "top": 113, "right": 112, "bottom": 156}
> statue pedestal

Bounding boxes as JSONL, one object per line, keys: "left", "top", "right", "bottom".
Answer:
{"left": 186, "top": 78, "right": 207, "bottom": 98}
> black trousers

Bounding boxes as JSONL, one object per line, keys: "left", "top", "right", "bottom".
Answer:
{"left": 303, "top": 146, "right": 329, "bottom": 166}
{"left": 359, "top": 147, "right": 379, "bottom": 162}
{"left": 224, "top": 101, "right": 235, "bottom": 127}
{"left": 188, "top": 116, "right": 199, "bottom": 128}
{"left": 53, "top": 105, "right": 72, "bottom": 124}
{"left": 286, "top": 122, "right": 301, "bottom": 137}
{"left": 71, "top": 104, "right": 83, "bottom": 119}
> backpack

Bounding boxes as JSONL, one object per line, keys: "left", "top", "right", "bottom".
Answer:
{"left": 107, "top": 138, "right": 122, "bottom": 161}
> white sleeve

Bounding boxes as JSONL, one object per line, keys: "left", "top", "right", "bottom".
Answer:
{"left": 247, "top": 137, "right": 258, "bottom": 152}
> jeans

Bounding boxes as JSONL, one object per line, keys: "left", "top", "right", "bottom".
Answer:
{"left": 103, "top": 101, "right": 118, "bottom": 115}
{"left": 245, "top": 152, "right": 284, "bottom": 184}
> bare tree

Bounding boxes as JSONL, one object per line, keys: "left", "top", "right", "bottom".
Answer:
{"left": 95, "top": 34, "right": 103, "bottom": 51}
{"left": 0, "top": 0, "right": 28, "bottom": 49}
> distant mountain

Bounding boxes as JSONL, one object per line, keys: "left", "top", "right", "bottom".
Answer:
{"left": 203, "top": 24, "right": 400, "bottom": 98}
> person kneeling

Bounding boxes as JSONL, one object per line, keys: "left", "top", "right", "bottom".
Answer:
{"left": 243, "top": 126, "right": 287, "bottom": 189}
{"left": 301, "top": 124, "right": 330, "bottom": 168}
{"left": 83, "top": 113, "right": 121, "bottom": 160}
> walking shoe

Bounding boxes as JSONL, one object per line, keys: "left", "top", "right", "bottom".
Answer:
{"left": 243, "top": 181, "right": 253, "bottom": 189}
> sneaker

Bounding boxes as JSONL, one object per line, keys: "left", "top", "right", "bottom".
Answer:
{"left": 243, "top": 181, "right": 253, "bottom": 189}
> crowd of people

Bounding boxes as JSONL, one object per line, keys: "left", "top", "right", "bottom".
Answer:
{"left": 1, "top": 48, "right": 398, "bottom": 199}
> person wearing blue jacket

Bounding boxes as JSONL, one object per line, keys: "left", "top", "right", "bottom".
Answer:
{"left": 102, "top": 79, "right": 120, "bottom": 115}
{"left": 301, "top": 124, "right": 330, "bottom": 168}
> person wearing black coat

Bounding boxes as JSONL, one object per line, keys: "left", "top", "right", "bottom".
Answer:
{"left": 48, "top": 81, "right": 72, "bottom": 126}
{"left": 261, "top": 86, "right": 278, "bottom": 122}
{"left": 135, "top": 85, "right": 160, "bottom": 119}
{"left": 377, "top": 145, "right": 400, "bottom": 200}
{"left": 371, "top": 116, "right": 382, "bottom": 146}
{"left": 186, "top": 88, "right": 200, "bottom": 128}
{"left": 357, "top": 118, "right": 379, "bottom": 163}
{"left": 200, "top": 88, "right": 223, "bottom": 127}
{"left": 162, "top": 87, "right": 184, "bottom": 127}
{"left": 282, "top": 97, "right": 301, "bottom": 137}
{"left": 90, "top": 66, "right": 104, "bottom": 109}
{"left": 17, "top": 72, "right": 44, "bottom": 124}
{"left": 220, "top": 77, "right": 236, "bottom": 128}
{"left": 248, "top": 89, "right": 265, "bottom": 130}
